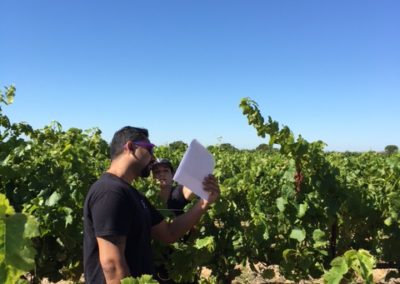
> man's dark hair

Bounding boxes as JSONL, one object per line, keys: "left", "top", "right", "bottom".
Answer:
{"left": 110, "top": 126, "right": 149, "bottom": 160}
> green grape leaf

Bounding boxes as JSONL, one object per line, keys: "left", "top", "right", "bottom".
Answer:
{"left": 276, "top": 197, "right": 287, "bottom": 212}
{"left": 384, "top": 217, "right": 392, "bottom": 226}
{"left": 289, "top": 228, "right": 306, "bottom": 242}
{"left": 46, "top": 191, "right": 61, "bottom": 207}
{"left": 0, "top": 195, "right": 39, "bottom": 283}
{"left": 297, "top": 202, "right": 308, "bottom": 218}
{"left": 5, "top": 86, "right": 16, "bottom": 104}
{"left": 312, "top": 229, "right": 327, "bottom": 248}
{"left": 5, "top": 214, "right": 38, "bottom": 271}
{"left": 194, "top": 236, "right": 215, "bottom": 251}
{"left": 283, "top": 249, "right": 297, "bottom": 262}
{"left": 0, "top": 194, "right": 15, "bottom": 216}
{"left": 121, "top": 275, "right": 159, "bottom": 284}
{"left": 323, "top": 256, "right": 348, "bottom": 284}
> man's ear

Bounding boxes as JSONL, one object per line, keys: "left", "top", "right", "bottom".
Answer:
{"left": 124, "top": 141, "right": 135, "bottom": 151}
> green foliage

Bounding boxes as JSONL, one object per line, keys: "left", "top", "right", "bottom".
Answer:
{"left": 323, "top": 249, "right": 375, "bottom": 284}
{"left": 255, "top": 143, "right": 277, "bottom": 152}
{"left": 121, "top": 274, "right": 159, "bottom": 284}
{"left": 328, "top": 151, "right": 400, "bottom": 262}
{"left": 1, "top": 89, "right": 399, "bottom": 283}
{"left": 168, "top": 140, "right": 188, "bottom": 152}
{"left": 240, "top": 97, "right": 340, "bottom": 280}
{"left": 238, "top": 98, "right": 399, "bottom": 280}
{"left": 164, "top": 238, "right": 214, "bottom": 283}
{"left": 0, "top": 194, "right": 39, "bottom": 284}
{"left": 0, "top": 87, "right": 109, "bottom": 282}
{"left": 0, "top": 85, "right": 15, "bottom": 106}
{"left": 217, "top": 143, "right": 239, "bottom": 152}
{"left": 385, "top": 144, "right": 398, "bottom": 155}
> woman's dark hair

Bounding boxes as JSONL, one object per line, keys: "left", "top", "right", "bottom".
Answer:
{"left": 152, "top": 158, "right": 174, "bottom": 172}
{"left": 110, "top": 126, "right": 149, "bottom": 160}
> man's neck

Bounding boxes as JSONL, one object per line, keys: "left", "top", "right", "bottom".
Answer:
{"left": 107, "top": 162, "right": 136, "bottom": 184}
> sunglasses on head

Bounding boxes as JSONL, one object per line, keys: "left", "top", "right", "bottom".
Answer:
{"left": 132, "top": 141, "right": 155, "bottom": 155}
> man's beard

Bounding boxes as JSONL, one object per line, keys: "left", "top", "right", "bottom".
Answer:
{"left": 140, "top": 164, "right": 151, "bottom": 178}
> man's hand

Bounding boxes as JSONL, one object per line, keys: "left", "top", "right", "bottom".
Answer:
{"left": 200, "top": 174, "right": 220, "bottom": 209}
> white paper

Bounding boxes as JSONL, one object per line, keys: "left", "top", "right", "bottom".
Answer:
{"left": 173, "top": 139, "right": 215, "bottom": 200}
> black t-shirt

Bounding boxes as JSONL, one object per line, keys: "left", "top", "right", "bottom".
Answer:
{"left": 167, "top": 185, "right": 190, "bottom": 216}
{"left": 83, "top": 173, "right": 164, "bottom": 284}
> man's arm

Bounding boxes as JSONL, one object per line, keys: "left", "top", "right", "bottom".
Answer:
{"left": 151, "top": 200, "right": 206, "bottom": 243}
{"left": 152, "top": 174, "right": 220, "bottom": 243}
{"left": 97, "top": 235, "right": 130, "bottom": 284}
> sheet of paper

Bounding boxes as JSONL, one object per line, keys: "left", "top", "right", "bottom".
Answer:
{"left": 173, "top": 139, "right": 215, "bottom": 200}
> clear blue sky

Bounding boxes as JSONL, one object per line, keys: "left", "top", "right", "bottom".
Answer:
{"left": 1, "top": 0, "right": 399, "bottom": 151}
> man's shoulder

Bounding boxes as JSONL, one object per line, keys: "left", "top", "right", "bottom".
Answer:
{"left": 91, "top": 173, "right": 130, "bottom": 190}
{"left": 86, "top": 173, "right": 134, "bottom": 203}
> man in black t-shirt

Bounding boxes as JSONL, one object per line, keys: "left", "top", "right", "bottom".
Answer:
{"left": 83, "top": 126, "right": 220, "bottom": 284}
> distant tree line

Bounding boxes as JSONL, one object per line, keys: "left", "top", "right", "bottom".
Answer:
{"left": 385, "top": 145, "right": 398, "bottom": 155}
{"left": 167, "top": 141, "right": 398, "bottom": 155}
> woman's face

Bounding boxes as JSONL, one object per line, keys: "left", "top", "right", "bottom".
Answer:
{"left": 152, "top": 164, "right": 173, "bottom": 187}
